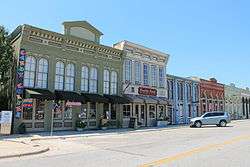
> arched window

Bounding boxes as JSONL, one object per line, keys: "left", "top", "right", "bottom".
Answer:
{"left": 111, "top": 71, "right": 118, "bottom": 95}
{"left": 55, "top": 61, "right": 64, "bottom": 90}
{"left": 36, "top": 58, "right": 48, "bottom": 88}
{"left": 81, "top": 66, "right": 89, "bottom": 92}
{"left": 65, "top": 63, "right": 75, "bottom": 91}
{"left": 89, "top": 67, "right": 97, "bottom": 93}
{"left": 103, "top": 70, "right": 110, "bottom": 94}
{"left": 24, "top": 56, "right": 36, "bottom": 87}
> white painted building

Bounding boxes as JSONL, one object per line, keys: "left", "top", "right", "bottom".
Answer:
{"left": 113, "top": 40, "right": 169, "bottom": 127}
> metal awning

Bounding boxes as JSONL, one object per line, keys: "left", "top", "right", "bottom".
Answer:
{"left": 104, "top": 95, "right": 131, "bottom": 104}
{"left": 25, "top": 89, "right": 55, "bottom": 100}
{"left": 138, "top": 95, "right": 158, "bottom": 104}
{"left": 125, "top": 94, "right": 144, "bottom": 103}
{"left": 151, "top": 96, "right": 168, "bottom": 105}
{"left": 81, "top": 93, "right": 109, "bottom": 103}
{"left": 55, "top": 91, "right": 85, "bottom": 102}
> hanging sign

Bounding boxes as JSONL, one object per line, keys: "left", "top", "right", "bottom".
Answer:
{"left": 15, "top": 49, "right": 26, "bottom": 118}
{"left": 138, "top": 87, "right": 157, "bottom": 96}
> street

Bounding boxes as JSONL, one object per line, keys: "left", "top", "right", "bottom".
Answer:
{"left": 1, "top": 120, "right": 250, "bottom": 167}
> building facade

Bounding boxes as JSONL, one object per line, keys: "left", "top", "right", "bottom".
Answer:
{"left": 113, "top": 41, "right": 169, "bottom": 127}
{"left": 9, "top": 21, "right": 127, "bottom": 133}
{"left": 241, "top": 87, "right": 250, "bottom": 119}
{"left": 166, "top": 75, "right": 200, "bottom": 124}
{"left": 194, "top": 78, "right": 225, "bottom": 115}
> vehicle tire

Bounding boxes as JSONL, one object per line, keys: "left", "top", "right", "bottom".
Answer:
{"left": 219, "top": 120, "right": 227, "bottom": 127}
{"left": 194, "top": 121, "right": 202, "bottom": 128}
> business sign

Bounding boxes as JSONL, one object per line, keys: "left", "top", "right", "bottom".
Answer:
{"left": 66, "top": 101, "right": 82, "bottom": 107}
{"left": 0, "top": 111, "right": 13, "bottom": 135}
{"left": 23, "top": 99, "right": 33, "bottom": 108}
{"left": 138, "top": 87, "right": 157, "bottom": 96}
{"left": 15, "top": 49, "right": 26, "bottom": 118}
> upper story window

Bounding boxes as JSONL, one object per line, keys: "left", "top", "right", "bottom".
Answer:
{"left": 111, "top": 71, "right": 118, "bottom": 95}
{"left": 65, "top": 63, "right": 75, "bottom": 91}
{"left": 24, "top": 56, "right": 36, "bottom": 87}
{"left": 135, "top": 61, "right": 141, "bottom": 84}
{"left": 143, "top": 63, "right": 149, "bottom": 85}
{"left": 103, "top": 69, "right": 110, "bottom": 94}
{"left": 178, "top": 82, "right": 184, "bottom": 100}
{"left": 89, "top": 67, "right": 98, "bottom": 93}
{"left": 151, "top": 65, "right": 157, "bottom": 87}
{"left": 81, "top": 66, "right": 89, "bottom": 92}
{"left": 159, "top": 67, "right": 164, "bottom": 88}
{"left": 124, "top": 59, "right": 132, "bottom": 82}
{"left": 55, "top": 61, "right": 64, "bottom": 90}
{"left": 36, "top": 58, "right": 48, "bottom": 89}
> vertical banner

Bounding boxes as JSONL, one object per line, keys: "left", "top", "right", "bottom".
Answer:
{"left": 15, "top": 49, "right": 26, "bottom": 118}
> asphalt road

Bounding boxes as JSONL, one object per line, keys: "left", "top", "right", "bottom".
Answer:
{"left": 1, "top": 120, "right": 250, "bottom": 167}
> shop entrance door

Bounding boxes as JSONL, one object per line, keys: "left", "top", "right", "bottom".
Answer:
{"left": 135, "top": 104, "right": 146, "bottom": 127}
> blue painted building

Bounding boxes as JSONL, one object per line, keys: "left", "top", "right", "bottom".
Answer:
{"left": 166, "top": 75, "right": 200, "bottom": 124}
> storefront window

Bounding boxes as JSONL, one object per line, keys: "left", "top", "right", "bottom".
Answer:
{"left": 89, "top": 102, "right": 96, "bottom": 119}
{"left": 35, "top": 99, "right": 45, "bottom": 120}
{"left": 103, "top": 103, "right": 110, "bottom": 119}
{"left": 149, "top": 105, "right": 156, "bottom": 118}
{"left": 79, "top": 103, "right": 87, "bottom": 119}
{"left": 54, "top": 101, "right": 63, "bottom": 119}
{"left": 157, "top": 105, "right": 165, "bottom": 120}
{"left": 123, "top": 104, "right": 131, "bottom": 118}
{"left": 23, "top": 107, "right": 33, "bottom": 120}
{"left": 64, "top": 105, "right": 73, "bottom": 120}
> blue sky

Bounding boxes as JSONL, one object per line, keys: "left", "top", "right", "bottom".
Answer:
{"left": 1, "top": 0, "right": 249, "bottom": 88}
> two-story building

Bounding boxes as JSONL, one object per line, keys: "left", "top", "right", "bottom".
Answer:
{"left": 113, "top": 41, "right": 169, "bottom": 127}
{"left": 167, "top": 75, "right": 200, "bottom": 124}
{"left": 9, "top": 21, "right": 128, "bottom": 133}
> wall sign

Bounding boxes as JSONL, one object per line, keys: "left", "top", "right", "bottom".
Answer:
{"left": 138, "top": 87, "right": 157, "bottom": 96}
{"left": 66, "top": 101, "right": 82, "bottom": 107}
{"left": 15, "top": 49, "right": 26, "bottom": 118}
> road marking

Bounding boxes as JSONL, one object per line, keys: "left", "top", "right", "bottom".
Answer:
{"left": 139, "top": 135, "right": 250, "bottom": 167}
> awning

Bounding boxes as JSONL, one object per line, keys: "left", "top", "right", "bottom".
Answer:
{"left": 104, "top": 95, "right": 131, "bottom": 104}
{"left": 82, "top": 93, "right": 109, "bottom": 103}
{"left": 125, "top": 94, "right": 144, "bottom": 103}
{"left": 55, "top": 91, "right": 85, "bottom": 102}
{"left": 151, "top": 96, "right": 168, "bottom": 105}
{"left": 139, "top": 95, "right": 158, "bottom": 104}
{"left": 25, "top": 89, "right": 55, "bottom": 100}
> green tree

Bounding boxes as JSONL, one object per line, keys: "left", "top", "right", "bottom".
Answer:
{"left": 0, "top": 25, "right": 13, "bottom": 86}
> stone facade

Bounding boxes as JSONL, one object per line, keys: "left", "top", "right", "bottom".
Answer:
{"left": 167, "top": 75, "right": 200, "bottom": 124}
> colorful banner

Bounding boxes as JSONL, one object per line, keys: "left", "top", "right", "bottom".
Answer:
{"left": 15, "top": 49, "right": 26, "bottom": 118}
{"left": 23, "top": 99, "right": 33, "bottom": 108}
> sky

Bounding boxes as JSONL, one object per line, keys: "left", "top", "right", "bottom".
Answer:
{"left": 1, "top": 0, "right": 249, "bottom": 89}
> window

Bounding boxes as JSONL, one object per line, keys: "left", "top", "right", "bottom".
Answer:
{"left": 149, "top": 105, "right": 156, "bottom": 118}
{"left": 151, "top": 65, "right": 157, "bottom": 86}
{"left": 111, "top": 104, "right": 116, "bottom": 120}
{"left": 135, "top": 61, "right": 141, "bottom": 84}
{"left": 89, "top": 67, "right": 98, "bottom": 93}
{"left": 36, "top": 58, "right": 48, "bottom": 88}
{"left": 54, "top": 101, "right": 63, "bottom": 119}
{"left": 124, "top": 59, "right": 132, "bottom": 81}
{"left": 111, "top": 71, "right": 118, "bottom": 95}
{"left": 23, "top": 100, "right": 33, "bottom": 120}
{"left": 35, "top": 99, "right": 45, "bottom": 120}
{"left": 123, "top": 105, "right": 131, "bottom": 118}
{"left": 64, "top": 104, "right": 73, "bottom": 120}
{"left": 65, "top": 64, "right": 75, "bottom": 91}
{"left": 143, "top": 63, "right": 149, "bottom": 85}
{"left": 55, "top": 61, "right": 64, "bottom": 90}
{"left": 89, "top": 102, "right": 96, "bottom": 119}
{"left": 159, "top": 67, "right": 164, "bottom": 88}
{"left": 103, "top": 69, "right": 110, "bottom": 94}
{"left": 178, "top": 82, "right": 184, "bottom": 100}
{"left": 81, "top": 66, "right": 89, "bottom": 92}
{"left": 24, "top": 56, "right": 36, "bottom": 87}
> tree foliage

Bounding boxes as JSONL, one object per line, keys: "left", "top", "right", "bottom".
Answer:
{"left": 0, "top": 26, "right": 13, "bottom": 86}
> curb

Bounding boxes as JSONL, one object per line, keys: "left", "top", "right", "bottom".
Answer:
{"left": 0, "top": 147, "right": 49, "bottom": 159}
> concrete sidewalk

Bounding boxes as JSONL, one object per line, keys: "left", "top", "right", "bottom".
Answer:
{"left": 0, "top": 140, "right": 49, "bottom": 159}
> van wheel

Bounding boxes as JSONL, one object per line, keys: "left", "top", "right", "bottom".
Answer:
{"left": 219, "top": 120, "right": 227, "bottom": 127}
{"left": 195, "top": 121, "right": 202, "bottom": 128}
